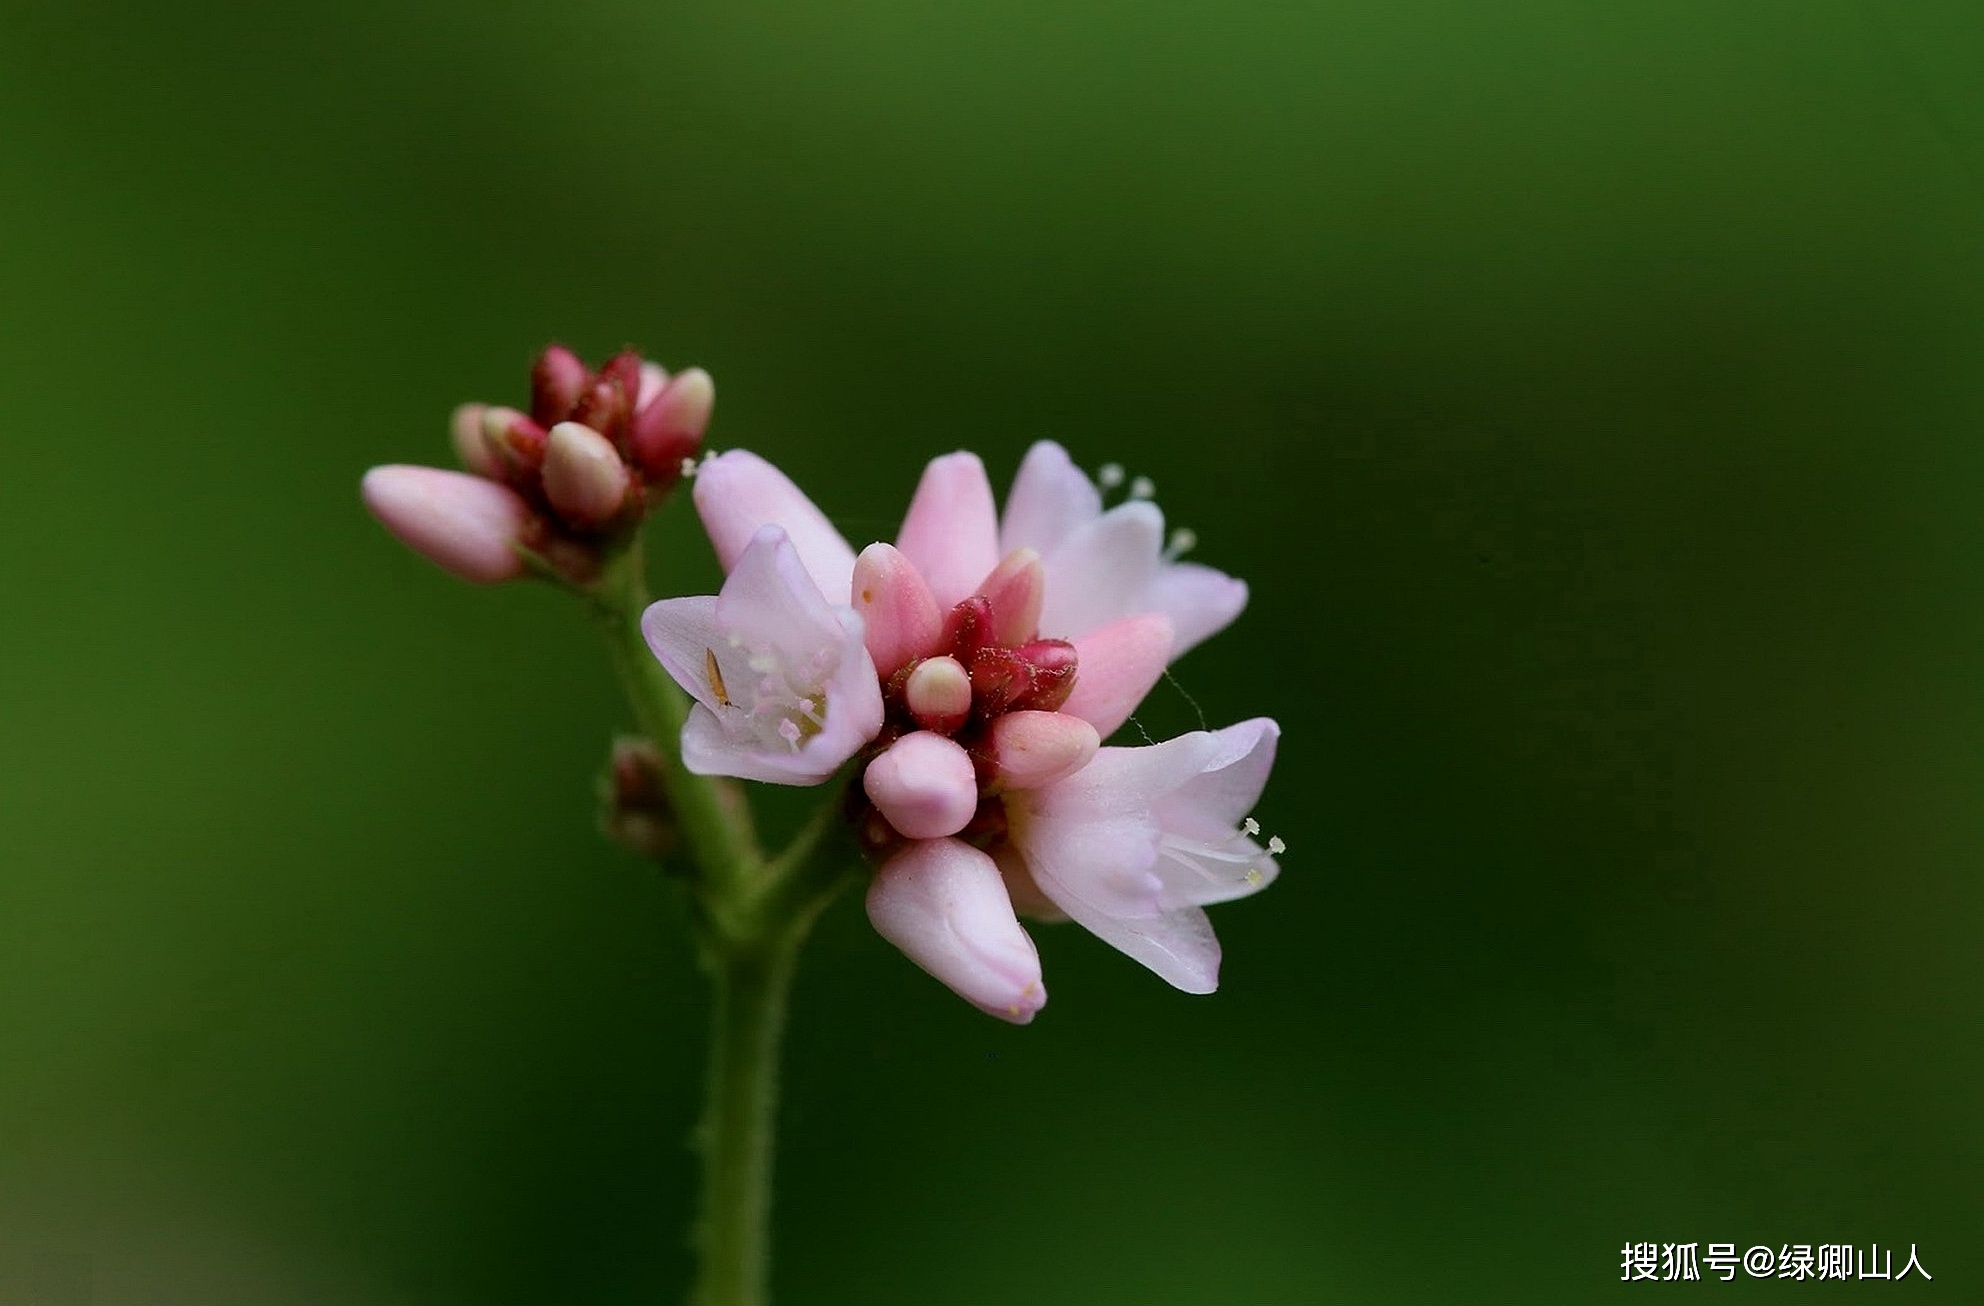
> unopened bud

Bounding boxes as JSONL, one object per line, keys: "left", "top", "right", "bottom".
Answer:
{"left": 940, "top": 595, "right": 996, "bottom": 662}
{"left": 481, "top": 406, "right": 547, "bottom": 476}
{"left": 362, "top": 465, "right": 531, "bottom": 584}
{"left": 974, "top": 548, "right": 1045, "bottom": 646}
{"left": 600, "top": 736, "right": 675, "bottom": 860}
{"left": 863, "top": 732, "right": 978, "bottom": 840}
{"left": 572, "top": 350, "right": 642, "bottom": 438}
{"left": 542, "top": 421, "right": 631, "bottom": 527}
{"left": 450, "top": 402, "right": 498, "bottom": 477}
{"left": 987, "top": 711, "right": 1099, "bottom": 791}
{"left": 903, "top": 655, "right": 972, "bottom": 733}
{"left": 529, "top": 344, "right": 589, "bottom": 426}
{"left": 631, "top": 367, "right": 714, "bottom": 480}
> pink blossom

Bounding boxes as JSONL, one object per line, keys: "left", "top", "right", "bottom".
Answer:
{"left": 642, "top": 527, "right": 883, "bottom": 785}
{"left": 361, "top": 465, "right": 531, "bottom": 584}
{"left": 866, "top": 838, "right": 1047, "bottom": 1023}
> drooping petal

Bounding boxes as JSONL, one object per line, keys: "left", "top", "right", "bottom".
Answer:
{"left": 1035, "top": 501, "right": 1165, "bottom": 640}
{"left": 1147, "top": 718, "right": 1282, "bottom": 907}
{"left": 640, "top": 527, "right": 882, "bottom": 785}
{"left": 1148, "top": 561, "right": 1248, "bottom": 659}
{"left": 1060, "top": 613, "right": 1174, "bottom": 737}
{"left": 693, "top": 449, "right": 857, "bottom": 604}
{"left": 362, "top": 465, "right": 531, "bottom": 584}
{"left": 999, "top": 441, "right": 1101, "bottom": 559}
{"left": 866, "top": 838, "right": 1047, "bottom": 1023}
{"left": 851, "top": 542, "right": 945, "bottom": 676}
{"left": 895, "top": 451, "right": 1001, "bottom": 609}
{"left": 864, "top": 731, "right": 979, "bottom": 839}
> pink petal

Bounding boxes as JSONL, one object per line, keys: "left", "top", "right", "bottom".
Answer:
{"left": 864, "top": 732, "right": 979, "bottom": 840}
{"left": 851, "top": 542, "right": 945, "bottom": 676}
{"left": 1059, "top": 613, "right": 1174, "bottom": 737}
{"left": 999, "top": 441, "right": 1101, "bottom": 559}
{"left": 1036, "top": 501, "right": 1164, "bottom": 640}
{"left": 362, "top": 465, "right": 530, "bottom": 584}
{"left": 1149, "top": 561, "right": 1248, "bottom": 659}
{"left": 631, "top": 367, "right": 714, "bottom": 477}
{"left": 866, "top": 838, "right": 1047, "bottom": 1023}
{"left": 895, "top": 451, "right": 1001, "bottom": 609}
{"left": 693, "top": 450, "right": 857, "bottom": 604}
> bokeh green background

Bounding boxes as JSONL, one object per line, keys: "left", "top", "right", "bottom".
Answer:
{"left": 3, "top": 1, "right": 1981, "bottom": 1301}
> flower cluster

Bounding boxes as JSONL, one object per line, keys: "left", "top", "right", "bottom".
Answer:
{"left": 644, "top": 444, "right": 1282, "bottom": 1022}
{"left": 363, "top": 345, "right": 713, "bottom": 584}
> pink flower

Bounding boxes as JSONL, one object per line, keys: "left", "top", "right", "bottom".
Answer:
{"left": 643, "top": 527, "right": 883, "bottom": 785}
{"left": 689, "top": 442, "right": 1247, "bottom": 655}
{"left": 674, "top": 443, "right": 1279, "bottom": 1018}
{"left": 361, "top": 465, "right": 532, "bottom": 584}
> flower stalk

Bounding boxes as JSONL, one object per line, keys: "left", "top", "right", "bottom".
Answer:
{"left": 588, "top": 538, "right": 854, "bottom": 1306}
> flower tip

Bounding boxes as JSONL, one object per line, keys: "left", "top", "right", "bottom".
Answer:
{"left": 632, "top": 366, "right": 715, "bottom": 477}
{"left": 362, "top": 464, "right": 531, "bottom": 584}
{"left": 449, "top": 403, "right": 498, "bottom": 476}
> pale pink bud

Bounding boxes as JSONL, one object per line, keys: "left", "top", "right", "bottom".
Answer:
{"left": 636, "top": 361, "right": 670, "bottom": 409}
{"left": 987, "top": 711, "right": 1099, "bottom": 790}
{"left": 450, "top": 403, "right": 499, "bottom": 477}
{"left": 852, "top": 542, "right": 944, "bottom": 677}
{"left": 866, "top": 838, "right": 1046, "bottom": 1023}
{"left": 864, "top": 731, "right": 979, "bottom": 839}
{"left": 975, "top": 547, "right": 1045, "bottom": 646}
{"left": 903, "top": 655, "right": 971, "bottom": 734}
{"left": 362, "top": 465, "right": 531, "bottom": 584}
{"left": 542, "top": 421, "right": 631, "bottom": 527}
{"left": 632, "top": 367, "right": 714, "bottom": 479}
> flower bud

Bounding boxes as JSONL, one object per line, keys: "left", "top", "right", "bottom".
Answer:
{"left": 852, "top": 542, "right": 943, "bottom": 677}
{"left": 362, "top": 465, "right": 531, "bottom": 583}
{"left": 866, "top": 838, "right": 1046, "bottom": 1024}
{"left": 449, "top": 403, "right": 499, "bottom": 477}
{"left": 903, "top": 655, "right": 972, "bottom": 734}
{"left": 571, "top": 349, "right": 642, "bottom": 438}
{"left": 987, "top": 711, "right": 1099, "bottom": 790}
{"left": 542, "top": 421, "right": 631, "bottom": 527}
{"left": 481, "top": 406, "right": 547, "bottom": 477}
{"left": 599, "top": 736, "right": 674, "bottom": 860}
{"left": 631, "top": 367, "right": 714, "bottom": 479}
{"left": 975, "top": 548, "right": 1045, "bottom": 646}
{"left": 864, "top": 732, "right": 979, "bottom": 839}
{"left": 529, "top": 344, "right": 589, "bottom": 426}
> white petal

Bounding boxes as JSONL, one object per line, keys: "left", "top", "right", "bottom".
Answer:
{"left": 895, "top": 451, "right": 1001, "bottom": 610}
{"left": 1037, "top": 501, "right": 1165, "bottom": 640}
{"left": 693, "top": 449, "right": 858, "bottom": 604}
{"left": 640, "top": 596, "right": 724, "bottom": 713}
{"left": 1148, "top": 562, "right": 1248, "bottom": 659}
{"left": 1000, "top": 441, "right": 1101, "bottom": 559}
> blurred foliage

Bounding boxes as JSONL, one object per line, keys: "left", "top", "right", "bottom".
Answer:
{"left": 1, "top": 0, "right": 1981, "bottom": 1301}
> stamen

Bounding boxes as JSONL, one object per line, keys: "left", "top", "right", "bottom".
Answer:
{"left": 1129, "top": 475, "right": 1155, "bottom": 501}
{"left": 704, "top": 649, "right": 732, "bottom": 707}
{"left": 1164, "top": 527, "right": 1197, "bottom": 561}
{"left": 1267, "top": 836, "right": 1286, "bottom": 855}
{"left": 1097, "top": 462, "right": 1125, "bottom": 490}
{"left": 777, "top": 719, "right": 802, "bottom": 749}
{"left": 1242, "top": 817, "right": 1260, "bottom": 836}
{"left": 679, "top": 456, "right": 699, "bottom": 479}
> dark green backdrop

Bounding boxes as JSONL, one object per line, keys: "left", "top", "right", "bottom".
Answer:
{"left": 2, "top": 1, "right": 1980, "bottom": 1301}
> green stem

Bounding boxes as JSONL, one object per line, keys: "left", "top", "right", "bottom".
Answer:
{"left": 583, "top": 538, "right": 857, "bottom": 1306}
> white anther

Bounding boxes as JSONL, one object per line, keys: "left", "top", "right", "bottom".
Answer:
{"left": 1267, "top": 836, "right": 1286, "bottom": 855}
{"left": 1097, "top": 462, "right": 1125, "bottom": 489}
{"left": 680, "top": 457, "right": 699, "bottom": 478}
{"left": 1165, "top": 527, "right": 1198, "bottom": 561}
{"left": 1242, "top": 817, "right": 1260, "bottom": 836}
{"left": 1129, "top": 475, "right": 1155, "bottom": 500}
